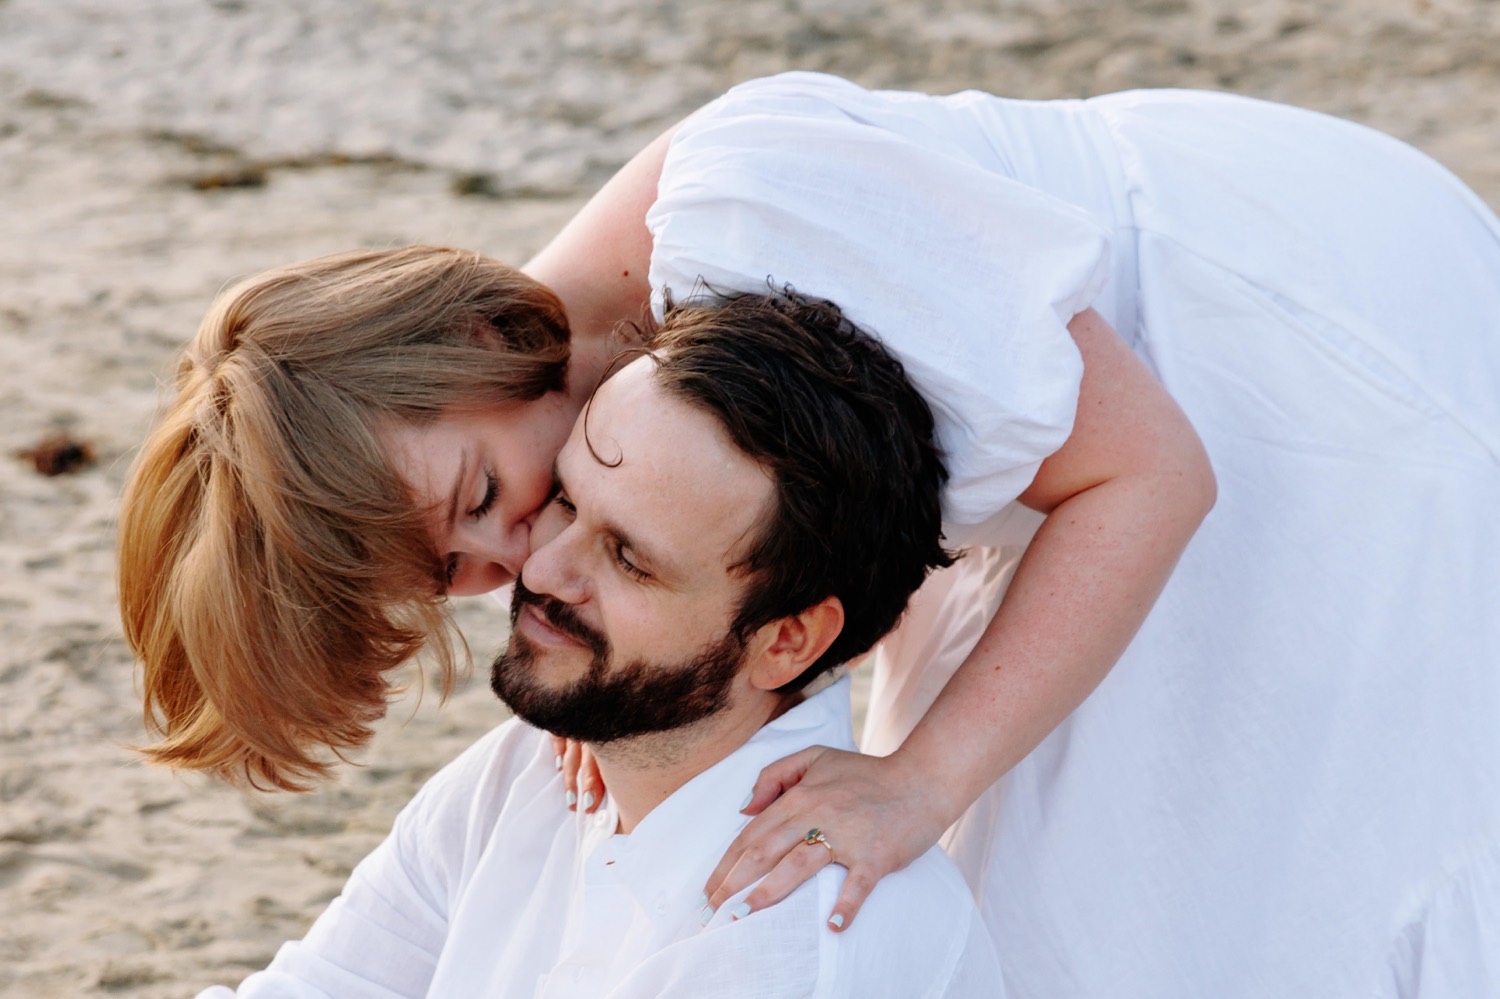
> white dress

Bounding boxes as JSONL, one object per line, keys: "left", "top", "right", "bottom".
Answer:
{"left": 646, "top": 73, "right": 1500, "bottom": 998}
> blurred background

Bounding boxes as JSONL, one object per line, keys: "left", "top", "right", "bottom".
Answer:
{"left": 1, "top": 1, "right": 1496, "bottom": 994}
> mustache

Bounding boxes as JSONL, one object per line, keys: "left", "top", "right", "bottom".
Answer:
{"left": 510, "top": 578, "right": 610, "bottom": 656}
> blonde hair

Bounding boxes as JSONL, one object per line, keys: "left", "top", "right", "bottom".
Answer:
{"left": 119, "top": 246, "right": 570, "bottom": 790}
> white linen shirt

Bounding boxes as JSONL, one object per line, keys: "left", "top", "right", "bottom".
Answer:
{"left": 198, "top": 677, "right": 1002, "bottom": 998}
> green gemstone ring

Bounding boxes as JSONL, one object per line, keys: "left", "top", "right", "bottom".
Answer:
{"left": 803, "top": 828, "right": 835, "bottom": 861}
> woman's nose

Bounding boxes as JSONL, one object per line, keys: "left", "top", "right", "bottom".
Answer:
{"left": 447, "top": 519, "right": 532, "bottom": 596}
{"left": 495, "top": 517, "right": 532, "bottom": 578}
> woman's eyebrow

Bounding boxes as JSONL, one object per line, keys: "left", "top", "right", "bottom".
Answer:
{"left": 446, "top": 448, "right": 473, "bottom": 531}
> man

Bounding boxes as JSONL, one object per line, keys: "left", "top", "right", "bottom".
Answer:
{"left": 200, "top": 292, "right": 1000, "bottom": 998}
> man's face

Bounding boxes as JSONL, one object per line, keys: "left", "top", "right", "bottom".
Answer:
{"left": 490, "top": 357, "right": 776, "bottom": 744}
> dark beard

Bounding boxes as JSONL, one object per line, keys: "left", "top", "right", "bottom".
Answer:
{"left": 490, "top": 579, "right": 746, "bottom": 744}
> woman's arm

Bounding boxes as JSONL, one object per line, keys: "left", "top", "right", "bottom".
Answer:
{"left": 522, "top": 125, "right": 678, "bottom": 340}
{"left": 703, "top": 307, "right": 1217, "bottom": 928}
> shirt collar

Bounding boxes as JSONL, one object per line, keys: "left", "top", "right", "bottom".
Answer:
{"left": 589, "top": 674, "right": 855, "bottom": 918}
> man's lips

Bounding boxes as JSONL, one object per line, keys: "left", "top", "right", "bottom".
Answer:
{"left": 516, "top": 603, "right": 587, "bottom": 649}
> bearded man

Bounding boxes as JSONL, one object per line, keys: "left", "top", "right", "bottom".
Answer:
{"left": 200, "top": 292, "right": 1000, "bottom": 998}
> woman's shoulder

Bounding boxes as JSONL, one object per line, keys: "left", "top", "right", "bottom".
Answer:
{"left": 691, "top": 71, "right": 998, "bottom": 132}
{"left": 682, "top": 71, "right": 891, "bottom": 135}
{"left": 711, "top": 70, "right": 869, "bottom": 108}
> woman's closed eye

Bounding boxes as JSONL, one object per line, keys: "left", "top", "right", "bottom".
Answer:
{"left": 468, "top": 468, "right": 498, "bottom": 520}
{"left": 439, "top": 470, "right": 497, "bottom": 587}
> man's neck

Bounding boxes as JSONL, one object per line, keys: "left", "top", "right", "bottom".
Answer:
{"left": 590, "top": 693, "right": 797, "bottom": 834}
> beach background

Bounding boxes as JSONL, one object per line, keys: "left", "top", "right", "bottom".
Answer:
{"left": 1, "top": 0, "right": 1496, "bottom": 994}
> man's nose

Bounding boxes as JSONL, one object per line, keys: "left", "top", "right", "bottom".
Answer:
{"left": 518, "top": 520, "right": 587, "bottom": 606}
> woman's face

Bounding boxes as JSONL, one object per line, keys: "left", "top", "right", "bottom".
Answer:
{"left": 383, "top": 393, "right": 580, "bottom": 596}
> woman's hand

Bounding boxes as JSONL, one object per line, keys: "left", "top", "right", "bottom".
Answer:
{"left": 701, "top": 746, "right": 959, "bottom": 931}
{"left": 551, "top": 736, "right": 606, "bottom": 813}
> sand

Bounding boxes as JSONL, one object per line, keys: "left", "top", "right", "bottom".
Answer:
{"left": 1, "top": 0, "right": 1496, "bottom": 994}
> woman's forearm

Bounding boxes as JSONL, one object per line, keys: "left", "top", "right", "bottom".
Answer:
{"left": 895, "top": 465, "right": 1213, "bottom": 822}
{"left": 895, "top": 307, "right": 1217, "bottom": 821}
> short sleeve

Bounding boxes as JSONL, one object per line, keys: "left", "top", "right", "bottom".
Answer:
{"left": 647, "top": 73, "right": 1111, "bottom": 542}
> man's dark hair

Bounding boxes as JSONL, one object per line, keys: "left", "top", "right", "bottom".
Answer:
{"left": 644, "top": 288, "right": 957, "bottom": 691}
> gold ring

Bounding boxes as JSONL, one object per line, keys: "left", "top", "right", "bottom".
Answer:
{"left": 803, "top": 827, "right": 835, "bottom": 863}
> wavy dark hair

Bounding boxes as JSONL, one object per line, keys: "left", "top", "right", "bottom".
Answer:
{"left": 645, "top": 287, "right": 957, "bottom": 691}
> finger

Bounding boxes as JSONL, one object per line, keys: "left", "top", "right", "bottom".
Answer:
{"left": 742, "top": 746, "right": 823, "bottom": 815}
{"left": 561, "top": 739, "right": 583, "bottom": 809}
{"left": 704, "top": 817, "right": 803, "bottom": 911}
{"left": 733, "top": 836, "right": 835, "bottom": 920}
{"left": 824, "top": 866, "right": 878, "bottom": 932}
{"left": 549, "top": 735, "right": 567, "bottom": 773}
{"left": 577, "top": 745, "right": 605, "bottom": 813}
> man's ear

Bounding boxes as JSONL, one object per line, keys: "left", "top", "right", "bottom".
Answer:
{"left": 746, "top": 596, "right": 845, "bottom": 691}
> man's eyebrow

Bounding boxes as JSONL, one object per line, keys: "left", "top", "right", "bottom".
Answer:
{"left": 606, "top": 516, "right": 680, "bottom": 582}
{"left": 555, "top": 453, "right": 682, "bottom": 584}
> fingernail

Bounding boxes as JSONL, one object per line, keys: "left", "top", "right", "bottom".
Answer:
{"left": 582, "top": 791, "right": 596, "bottom": 811}
{"left": 829, "top": 913, "right": 845, "bottom": 929}
{"left": 739, "top": 791, "right": 753, "bottom": 810}
{"left": 555, "top": 754, "right": 563, "bottom": 771}
{"left": 566, "top": 790, "right": 577, "bottom": 807}
{"left": 698, "top": 905, "right": 714, "bottom": 927}
{"left": 729, "top": 902, "right": 751, "bottom": 921}
{"left": 696, "top": 892, "right": 708, "bottom": 908}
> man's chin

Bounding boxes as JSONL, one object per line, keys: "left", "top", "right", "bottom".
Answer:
{"left": 492, "top": 636, "right": 579, "bottom": 708}
{"left": 488, "top": 659, "right": 605, "bottom": 744}
{"left": 490, "top": 628, "right": 745, "bottom": 745}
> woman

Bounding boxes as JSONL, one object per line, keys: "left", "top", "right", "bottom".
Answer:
{"left": 121, "top": 73, "right": 1500, "bottom": 996}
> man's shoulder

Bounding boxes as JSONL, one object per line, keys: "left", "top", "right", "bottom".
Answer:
{"left": 400, "top": 717, "right": 554, "bottom": 832}
{"left": 818, "top": 846, "right": 977, "bottom": 934}
{"left": 646, "top": 851, "right": 997, "bottom": 997}
{"left": 814, "top": 847, "right": 1002, "bottom": 995}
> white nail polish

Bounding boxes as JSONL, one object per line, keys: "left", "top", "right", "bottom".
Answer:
{"left": 729, "top": 902, "right": 751, "bottom": 921}
{"left": 566, "top": 790, "right": 577, "bottom": 807}
{"left": 698, "top": 905, "right": 714, "bottom": 927}
{"left": 696, "top": 892, "right": 708, "bottom": 909}
{"left": 554, "top": 754, "right": 563, "bottom": 771}
{"left": 739, "top": 791, "right": 753, "bottom": 810}
{"left": 583, "top": 791, "right": 596, "bottom": 811}
{"left": 829, "top": 913, "right": 845, "bottom": 929}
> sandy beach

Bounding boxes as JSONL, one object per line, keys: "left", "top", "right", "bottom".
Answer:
{"left": 1, "top": 1, "right": 1496, "bottom": 994}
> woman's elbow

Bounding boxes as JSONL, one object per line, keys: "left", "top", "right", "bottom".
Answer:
{"left": 1180, "top": 433, "right": 1218, "bottom": 526}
